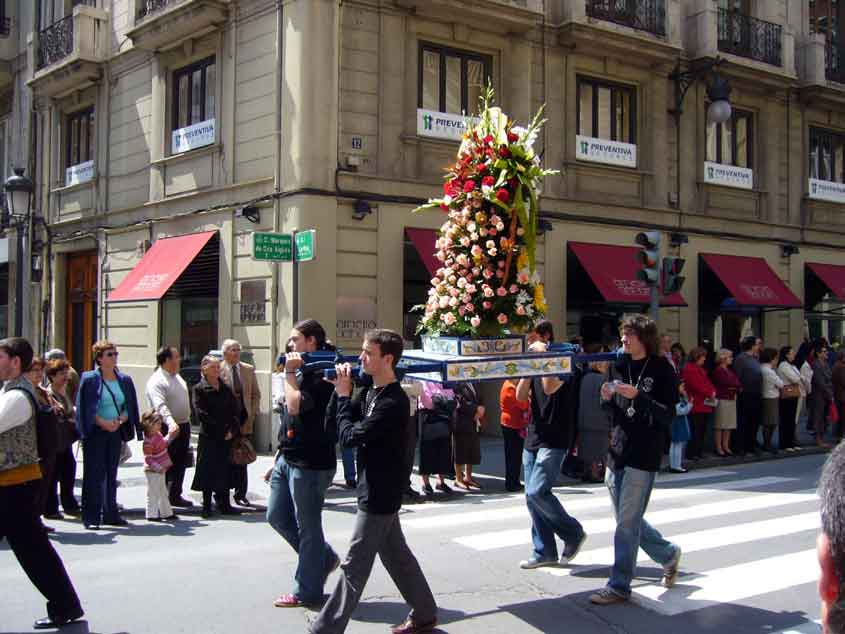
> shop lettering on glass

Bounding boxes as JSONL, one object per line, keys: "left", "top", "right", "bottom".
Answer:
{"left": 739, "top": 284, "right": 777, "bottom": 301}
{"left": 613, "top": 278, "right": 650, "bottom": 298}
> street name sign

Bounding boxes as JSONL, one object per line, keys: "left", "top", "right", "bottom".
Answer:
{"left": 252, "top": 232, "right": 293, "bottom": 262}
{"left": 295, "top": 230, "right": 316, "bottom": 262}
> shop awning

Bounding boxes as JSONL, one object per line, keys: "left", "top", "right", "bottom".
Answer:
{"left": 806, "top": 263, "right": 845, "bottom": 301}
{"left": 568, "top": 242, "right": 687, "bottom": 307}
{"left": 405, "top": 228, "right": 440, "bottom": 277}
{"left": 700, "top": 253, "right": 801, "bottom": 308}
{"left": 107, "top": 231, "right": 217, "bottom": 302}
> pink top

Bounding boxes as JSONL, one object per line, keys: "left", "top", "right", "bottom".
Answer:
{"left": 143, "top": 432, "right": 173, "bottom": 473}
{"left": 418, "top": 381, "right": 455, "bottom": 410}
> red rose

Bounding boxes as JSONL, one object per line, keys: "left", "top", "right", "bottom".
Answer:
{"left": 463, "top": 180, "right": 476, "bottom": 193}
{"left": 496, "top": 188, "right": 510, "bottom": 203}
{"left": 500, "top": 147, "right": 511, "bottom": 158}
{"left": 477, "top": 163, "right": 488, "bottom": 174}
{"left": 440, "top": 203, "right": 449, "bottom": 212}
{"left": 483, "top": 134, "right": 494, "bottom": 145}
{"left": 482, "top": 175, "right": 495, "bottom": 187}
{"left": 507, "top": 131, "right": 519, "bottom": 143}
{"left": 508, "top": 178, "right": 519, "bottom": 190}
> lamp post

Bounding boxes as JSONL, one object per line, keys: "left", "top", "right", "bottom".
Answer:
{"left": 2, "top": 168, "right": 35, "bottom": 338}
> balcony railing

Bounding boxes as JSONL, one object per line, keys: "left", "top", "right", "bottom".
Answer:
{"left": 717, "top": 8, "right": 782, "bottom": 66}
{"left": 138, "top": 0, "right": 175, "bottom": 20}
{"left": 37, "top": 15, "right": 74, "bottom": 69}
{"left": 825, "top": 40, "right": 845, "bottom": 84}
{"left": 586, "top": 0, "right": 666, "bottom": 37}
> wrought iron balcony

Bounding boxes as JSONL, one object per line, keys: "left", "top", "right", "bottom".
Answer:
{"left": 137, "top": 0, "right": 174, "bottom": 20}
{"left": 37, "top": 15, "right": 74, "bottom": 69}
{"left": 717, "top": 8, "right": 782, "bottom": 66}
{"left": 129, "top": 0, "right": 229, "bottom": 51}
{"left": 825, "top": 40, "right": 845, "bottom": 84}
{"left": 585, "top": 0, "right": 666, "bottom": 37}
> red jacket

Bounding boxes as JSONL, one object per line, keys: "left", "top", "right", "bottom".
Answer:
{"left": 682, "top": 362, "right": 716, "bottom": 414}
{"left": 711, "top": 365, "right": 742, "bottom": 401}
{"left": 499, "top": 380, "right": 530, "bottom": 430}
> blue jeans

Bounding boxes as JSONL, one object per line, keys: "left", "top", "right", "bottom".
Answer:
{"left": 605, "top": 466, "right": 678, "bottom": 597}
{"left": 523, "top": 448, "right": 584, "bottom": 561}
{"left": 266, "top": 455, "right": 337, "bottom": 603}
{"left": 341, "top": 447, "right": 356, "bottom": 483}
{"left": 81, "top": 427, "right": 122, "bottom": 526}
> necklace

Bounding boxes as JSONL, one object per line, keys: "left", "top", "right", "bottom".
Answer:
{"left": 625, "top": 357, "right": 650, "bottom": 418}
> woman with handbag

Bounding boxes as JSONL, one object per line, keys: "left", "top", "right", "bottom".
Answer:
{"left": 760, "top": 348, "right": 784, "bottom": 452}
{"left": 191, "top": 355, "right": 241, "bottom": 518}
{"left": 811, "top": 342, "right": 834, "bottom": 449}
{"left": 711, "top": 348, "right": 741, "bottom": 457}
{"left": 44, "top": 358, "right": 81, "bottom": 519}
{"left": 777, "top": 346, "right": 802, "bottom": 451}
{"left": 418, "top": 381, "right": 456, "bottom": 496}
{"left": 76, "top": 341, "right": 142, "bottom": 530}
{"left": 682, "top": 347, "right": 717, "bottom": 460}
{"left": 453, "top": 382, "right": 484, "bottom": 490}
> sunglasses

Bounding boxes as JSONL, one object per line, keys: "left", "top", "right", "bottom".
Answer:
{"left": 103, "top": 351, "right": 119, "bottom": 358}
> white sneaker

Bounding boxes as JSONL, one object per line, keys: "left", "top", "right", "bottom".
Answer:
{"left": 519, "top": 557, "right": 558, "bottom": 570}
{"left": 662, "top": 546, "right": 682, "bottom": 588}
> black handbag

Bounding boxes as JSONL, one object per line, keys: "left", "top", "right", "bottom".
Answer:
{"left": 420, "top": 398, "right": 453, "bottom": 441}
{"left": 13, "top": 388, "right": 60, "bottom": 460}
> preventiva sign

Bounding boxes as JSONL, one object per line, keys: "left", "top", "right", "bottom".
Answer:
{"left": 172, "top": 118, "right": 215, "bottom": 154}
{"left": 809, "top": 178, "right": 845, "bottom": 204}
{"left": 576, "top": 135, "right": 637, "bottom": 168}
{"left": 65, "top": 160, "right": 95, "bottom": 187}
{"left": 417, "top": 109, "right": 477, "bottom": 142}
{"left": 704, "top": 161, "right": 753, "bottom": 190}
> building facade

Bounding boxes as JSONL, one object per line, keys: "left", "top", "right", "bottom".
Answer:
{"left": 9, "top": 0, "right": 845, "bottom": 447}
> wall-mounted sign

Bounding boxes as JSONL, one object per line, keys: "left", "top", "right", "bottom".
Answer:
{"left": 252, "top": 232, "right": 293, "bottom": 262}
{"left": 703, "top": 161, "right": 753, "bottom": 190}
{"left": 809, "top": 178, "right": 845, "bottom": 204}
{"left": 240, "top": 279, "right": 267, "bottom": 323}
{"left": 417, "top": 108, "right": 478, "bottom": 142}
{"left": 172, "top": 118, "right": 215, "bottom": 154}
{"left": 295, "top": 230, "right": 316, "bottom": 262}
{"left": 575, "top": 135, "right": 637, "bottom": 168}
{"left": 336, "top": 296, "right": 377, "bottom": 342}
{"left": 351, "top": 136, "right": 363, "bottom": 150}
{"left": 65, "top": 160, "right": 95, "bottom": 187}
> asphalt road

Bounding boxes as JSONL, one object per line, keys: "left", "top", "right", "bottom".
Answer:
{"left": 1, "top": 442, "right": 829, "bottom": 634}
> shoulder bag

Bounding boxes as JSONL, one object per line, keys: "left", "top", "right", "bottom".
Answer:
{"left": 230, "top": 436, "right": 257, "bottom": 465}
{"left": 780, "top": 383, "right": 801, "bottom": 399}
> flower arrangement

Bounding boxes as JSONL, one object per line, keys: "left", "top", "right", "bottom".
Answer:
{"left": 413, "top": 87, "right": 557, "bottom": 337}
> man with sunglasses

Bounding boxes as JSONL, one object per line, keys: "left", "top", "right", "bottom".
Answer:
{"left": 819, "top": 442, "right": 845, "bottom": 634}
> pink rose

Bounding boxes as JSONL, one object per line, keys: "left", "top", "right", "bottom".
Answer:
{"left": 442, "top": 312, "right": 456, "bottom": 326}
{"left": 464, "top": 303, "right": 475, "bottom": 312}
{"left": 483, "top": 301, "right": 493, "bottom": 310}
{"left": 497, "top": 313, "right": 508, "bottom": 324}
{"left": 496, "top": 287, "right": 507, "bottom": 297}
{"left": 516, "top": 305, "right": 526, "bottom": 315}
{"left": 488, "top": 248, "right": 498, "bottom": 257}
{"left": 510, "top": 284, "right": 519, "bottom": 293}
{"left": 470, "top": 315, "right": 482, "bottom": 328}
{"left": 483, "top": 286, "right": 495, "bottom": 298}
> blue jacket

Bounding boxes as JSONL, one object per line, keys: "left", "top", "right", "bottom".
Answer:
{"left": 76, "top": 368, "right": 142, "bottom": 441}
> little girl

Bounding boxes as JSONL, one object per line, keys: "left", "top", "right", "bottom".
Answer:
{"left": 141, "top": 410, "right": 180, "bottom": 521}
{"left": 669, "top": 382, "right": 693, "bottom": 474}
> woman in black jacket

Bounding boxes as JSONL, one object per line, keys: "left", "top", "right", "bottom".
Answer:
{"left": 191, "top": 355, "right": 242, "bottom": 517}
{"left": 453, "top": 383, "right": 484, "bottom": 490}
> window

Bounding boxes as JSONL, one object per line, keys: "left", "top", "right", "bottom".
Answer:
{"left": 66, "top": 107, "right": 94, "bottom": 169}
{"left": 172, "top": 56, "right": 216, "bottom": 131}
{"left": 810, "top": 0, "right": 843, "bottom": 37}
{"left": 418, "top": 43, "right": 492, "bottom": 115}
{"left": 810, "top": 128, "right": 845, "bottom": 184}
{"left": 706, "top": 110, "right": 753, "bottom": 168}
{"left": 576, "top": 77, "right": 636, "bottom": 144}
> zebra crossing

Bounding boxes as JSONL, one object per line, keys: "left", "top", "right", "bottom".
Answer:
{"left": 395, "top": 466, "right": 823, "bottom": 630}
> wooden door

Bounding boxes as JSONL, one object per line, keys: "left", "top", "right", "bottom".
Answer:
{"left": 66, "top": 251, "right": 98, "bottom": 372}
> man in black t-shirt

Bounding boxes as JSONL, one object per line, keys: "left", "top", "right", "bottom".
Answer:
{"left": 515, "top": 339, "right": 587, "bottom": 570}
{"left": 589, "top": 314, "right": 682, "bottom": 605}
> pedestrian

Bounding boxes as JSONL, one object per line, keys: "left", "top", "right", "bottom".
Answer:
{"left": 800, "top": 346, "right": 816, "bottom": 433}
{"left": 401, "top": 379, "right": 423, "bottom": 504}
{"left": 760, "top": 347, "right": 784, "bottom": 453}
{"left": 711, "top": 348, "right": 741, "bottom": 457}
{"left": 309, "top": 329, "right": 438, "bottom": 634}
{"left": 682, "top": 347, "right": 716, "bottom": 460}
{"left": 660, "top": 334, "right": 675, "bottom": 372}
{"left": 590, "top": 314, "right": 681, "bottom": 605}
{"left": 145, "top": 346, "right": 193, "bottom": 508}
{"left": 453, "top": 382, "right": 484, "bottom": 490}
{"left": 220, "top": 338, "right": 261, "bottom": 507}
{"left": 577, "top": 356, "right": 612, "bottom": 483}
{"left": 670, "top": 343, "right": 686, "bottom": 374}
{"left": 777, "top": 346, "right": 802, "bottom": 451}
{"left": 515, "top": 336, "right": 587, "bottom": 570}
{"left": 76, "top": 340, "right": 141, "bottom": 530}
{"left": 812, "top": 341, "right": 835, "bottom": 449}
{"left": 417, "top": 381, "right": 455, "bottom": 496}
{"left": 140, "top": 409, "right": 180, "bottom": 521}
{"left": 669, "top": 382, "right": 693, "bottom": 474}
{"left": 816, "top": 441, "right": 845, "bottom": 634}
{"left": 25, "top": 357, "right": 61, "bottom": 531}
{"left": 44, "top": 358, "right": 81, "bottom": 518}
{"left": 0, "top": 337, "right": 84, "bottom": 629}
{"left": 44, "top": 349, "right": 80, "bottom": 403}
{"left": 499, "top": 379, "right": 529, "bottom": 492}
{"left": 265, "top": 319, "right": 339, "bottom": 608}
{"left": 733, "top": 335, "right": 763, "bottom": 456}
{"left": 832, "top": 351, "right": 845, "bottom": 444}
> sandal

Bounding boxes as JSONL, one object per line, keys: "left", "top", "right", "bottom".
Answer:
{"left": 466, "top": 479, "right": 483, "bottom": 489}
{"left": 273, "top": 593, "right": 304, "bottom": 608}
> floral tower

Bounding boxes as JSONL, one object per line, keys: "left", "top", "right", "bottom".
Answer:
{"left": 414, "top": 88, "right": 557, "bottom": 339}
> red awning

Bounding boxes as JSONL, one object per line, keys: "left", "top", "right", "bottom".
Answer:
{"left": 700, "top": 253, "right": 802, "bottom": 308}
{"left": 406, "top": 228, "right": 440, "bottom": 277}
{"left": 807, "top": 263, "right": 845, "bottom": 301}
{"left": 569, "top": 241, "right": 687, "bottom": 307}
{"left": 107, "top": 231, "right": 216, "bottom": 302}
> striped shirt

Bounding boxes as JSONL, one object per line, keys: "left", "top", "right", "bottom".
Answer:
{"left": 143, "top": 432, "right": 173, "bottom": 473}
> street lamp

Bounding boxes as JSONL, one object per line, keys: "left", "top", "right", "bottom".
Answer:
{"left": 669, "top": 58, "right": 732, "bottom": 124}
{"left": 2, "top": 167, "right": 35, "bottom": 337}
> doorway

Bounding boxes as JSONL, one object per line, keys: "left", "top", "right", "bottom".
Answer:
{"left": 66, "top": 251, "right": 98, "bottom": 372}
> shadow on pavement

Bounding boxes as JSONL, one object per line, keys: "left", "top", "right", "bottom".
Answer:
{"left": 0, "top": 620, "right": 130, "bottom": 634}
{"left": 350, "top": 600, "right": 465, "bottom": 631}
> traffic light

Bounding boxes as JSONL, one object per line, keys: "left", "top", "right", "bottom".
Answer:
{"left": 635, "top": 231, "right": 661, "bottom": 287}
{"left": 662, "top": 256, "right": 686, "bottom": 294}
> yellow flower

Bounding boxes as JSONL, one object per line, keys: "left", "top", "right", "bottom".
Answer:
{"left": 516, "top": 250, "right": 529, "bottom": 272}
{"left": 534, "top": 283, "right": 547, "bottom": 314}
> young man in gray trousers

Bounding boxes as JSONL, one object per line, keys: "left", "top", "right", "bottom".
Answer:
{"left": 309, "top": 329, "right": 437, "bottom": 634}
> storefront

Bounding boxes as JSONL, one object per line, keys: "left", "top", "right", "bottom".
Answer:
{"left": 403, "top": 228, "right": 438, "bottom": 347}
{"left": 804, "top": 262, "right": 845, "bottom": 346}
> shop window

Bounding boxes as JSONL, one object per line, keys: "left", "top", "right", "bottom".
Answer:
{"left": 65, "top": 107, "right": 95, "bottom": 186}
{"left": 171, "top": 56, "right": 216, "bottom": 154}
{"left": 576, "top": 76, "right": 637, "bottom": 144}
{"left": 418, "top": 42, "right": 492, "bottom": 115}
{"left": 810, "top": 127, "right": 845, "bottom": 184}
{"left": 403, "top": 238, "right": 430, "bottom": 347}
{"left": 706, "top": 109, "right": 753, "bottom": 168}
